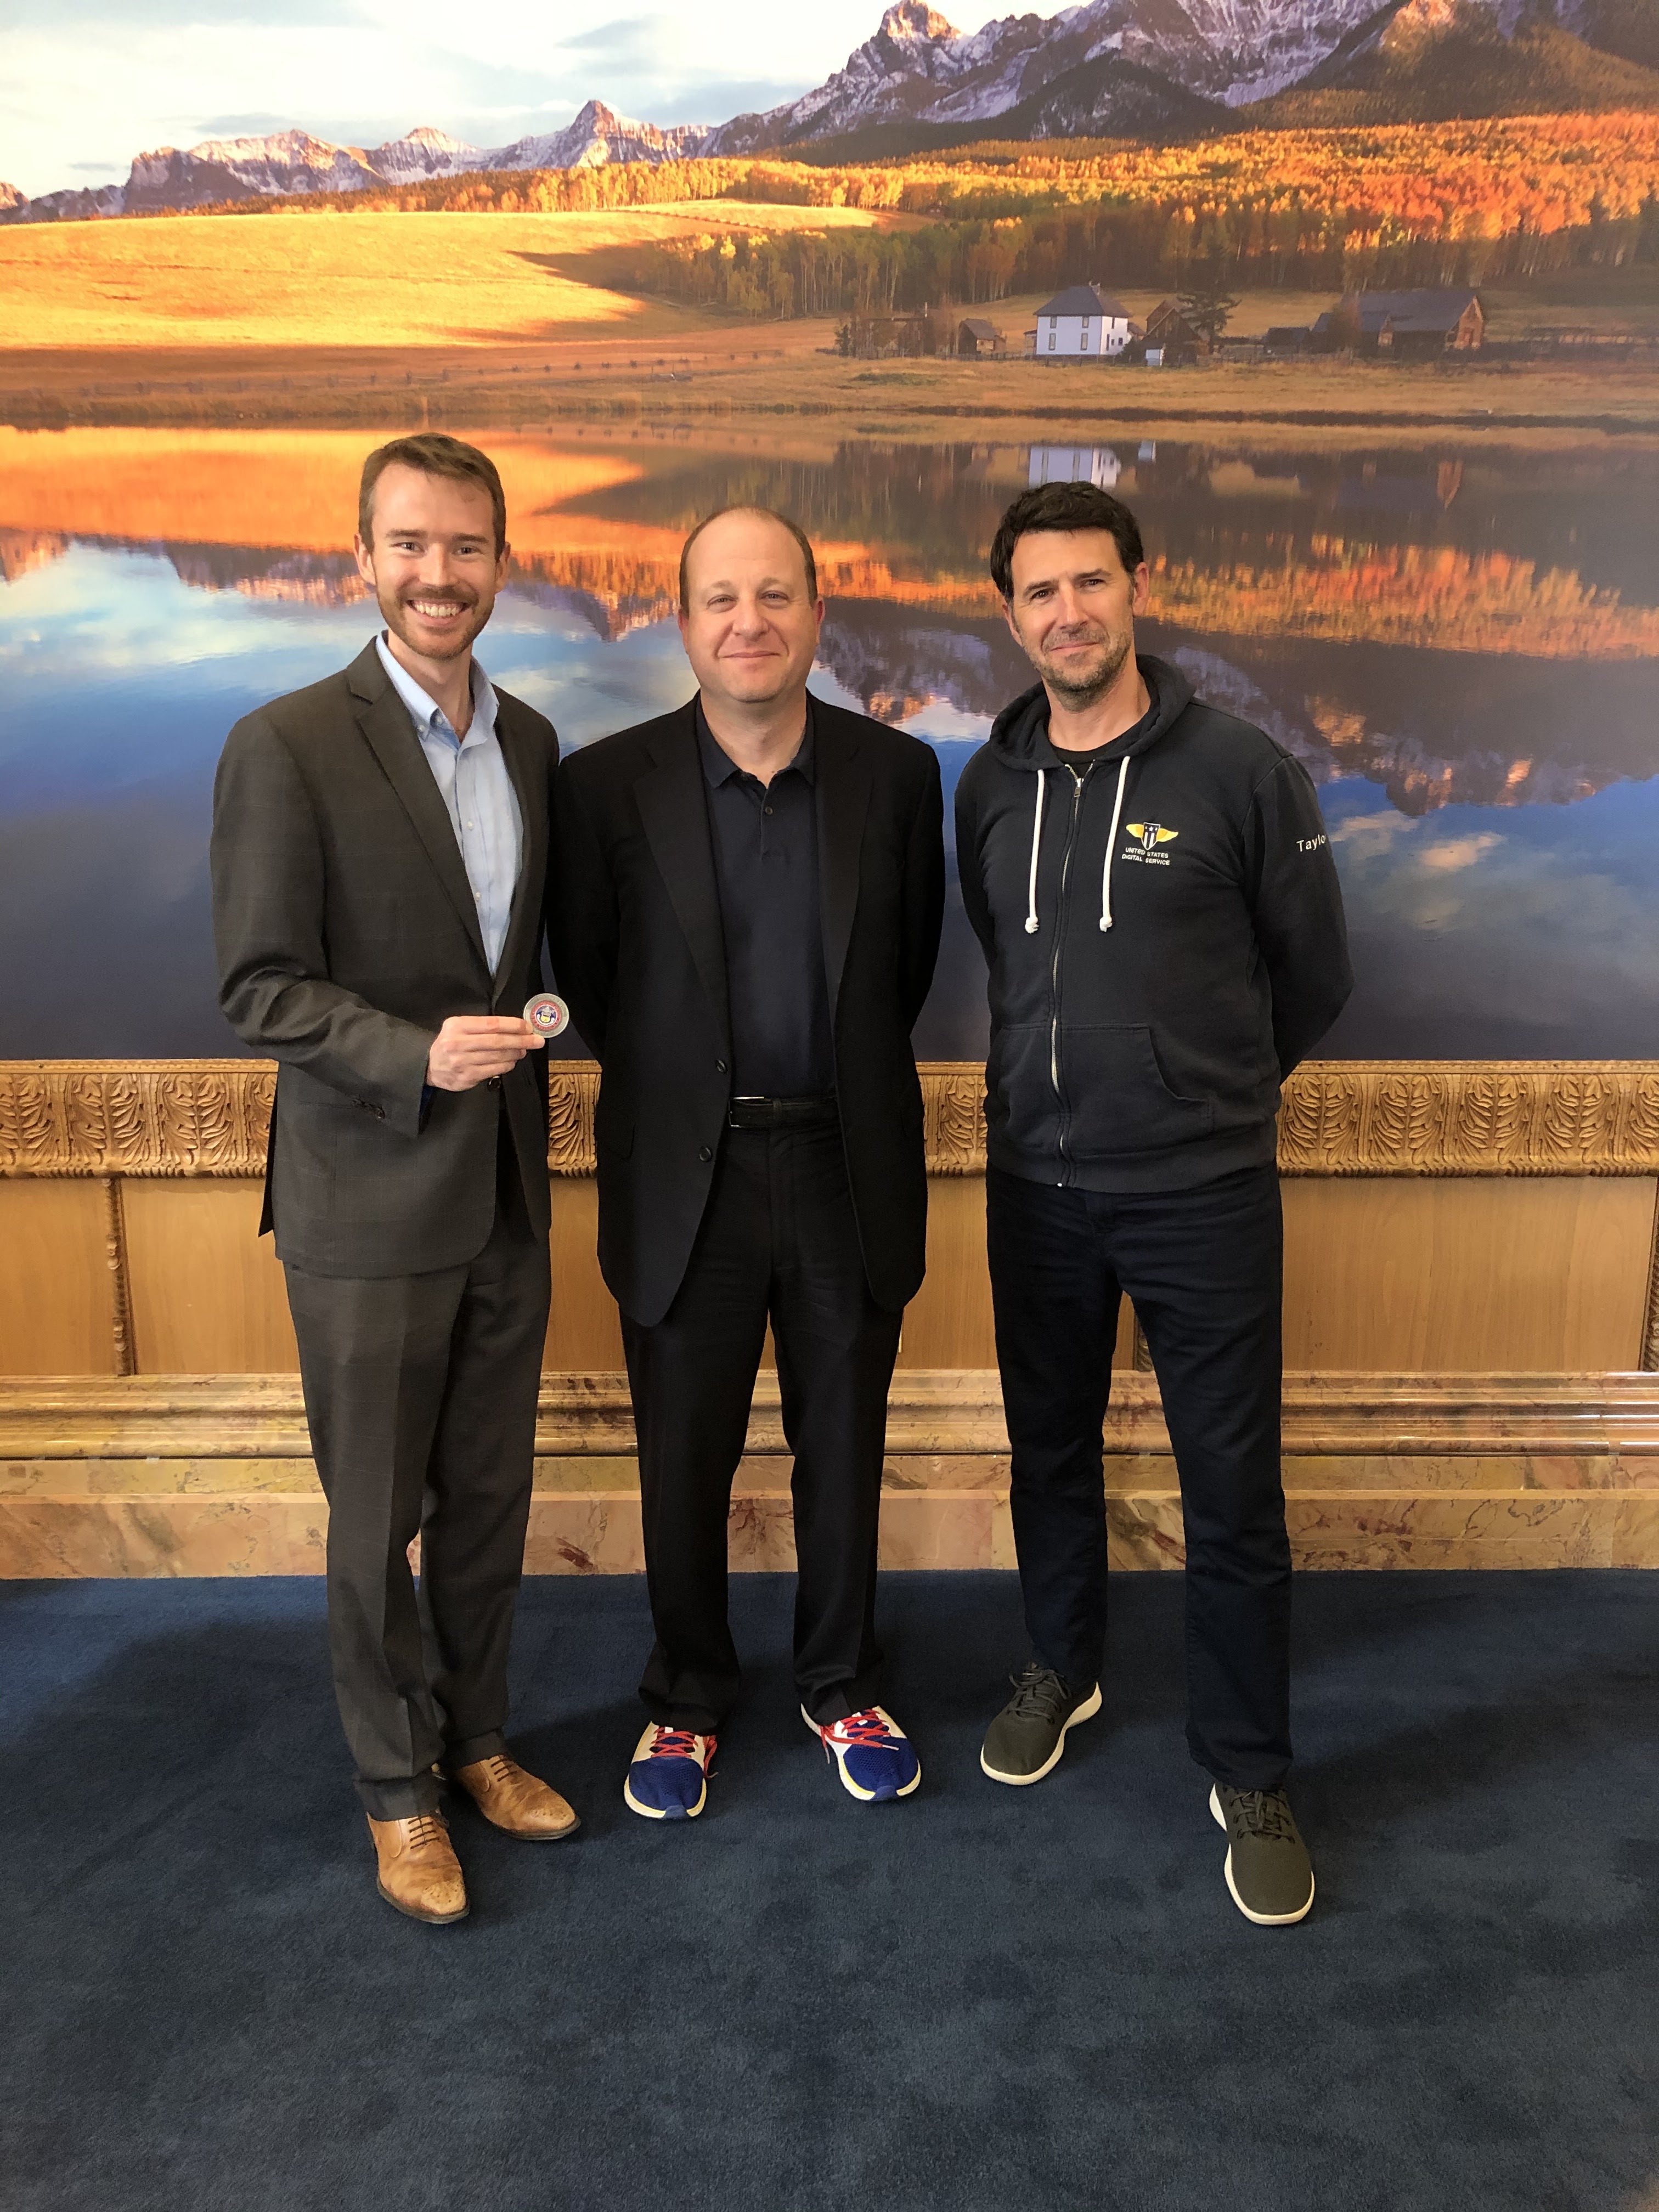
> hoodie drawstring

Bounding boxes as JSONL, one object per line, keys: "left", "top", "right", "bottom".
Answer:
{"left": 1099, "top": 755, "right": 1130, "bottom": 932}
{"left": 1023, "top": 755, "right": 1132, "bottom": 935}
{"left": 1023, "top": 769, "right": 1047, "bottom": 934}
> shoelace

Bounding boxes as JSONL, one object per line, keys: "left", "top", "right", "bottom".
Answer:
{"left": 646, "top": 1728, "right": 708, "bottom": 1762}
{"left": 830, "top": 1709, "right": 897, "bottom": 1748}
{"left": 1005, "top": 1664, "right": 1073, "bottom": 1725}
{"left": 405, "top": 1813, "right": 447, "bottom": 1852}
{"left": 480, "top": 1755, "right": 517, "bottom": 1787}
{"left": 1226, "top": 1789, "right": 1297, "bottom": 1842}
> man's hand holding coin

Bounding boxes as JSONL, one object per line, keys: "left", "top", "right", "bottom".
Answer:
{"left": 426, "top": 1014, "right": 541, "bottom": 1091}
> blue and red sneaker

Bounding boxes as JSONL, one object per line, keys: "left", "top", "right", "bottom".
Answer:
{"left": 623, "top": 1725, "right": 715, "bottom": 1821}
{"left": 803, "top": 1705, "right": 921, "bottom": 1803}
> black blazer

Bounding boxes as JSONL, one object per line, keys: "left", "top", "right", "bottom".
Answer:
{"left": 551, "top": 695, "right": 945, "bottom": 1327}
{"left": 211, "top": 639, "right": 558, "bottom": 1278}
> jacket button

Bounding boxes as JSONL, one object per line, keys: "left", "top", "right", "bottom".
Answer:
{"left": 716, "top": 1058, "right": 727, "bottom": 1074}
{"left": 486, "top": 1077, "right": 500, "bottom": 1090}
{"left": 698, "top": 1145, "right": 713, "bottom": 1163}
{"left": 373, "top": 1105, "right": 385, "bottom": 1119}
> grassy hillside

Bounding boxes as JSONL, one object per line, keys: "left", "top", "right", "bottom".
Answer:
{"left": 0, "top": 202, "right": 913, "bottom": 352}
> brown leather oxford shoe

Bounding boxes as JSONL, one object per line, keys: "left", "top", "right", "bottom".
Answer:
{"left": 449, "top": 1753, "right": 580, "bottom": 1841}
{"left": 367, "top": 1810, "right": 469, "bottom": 1925}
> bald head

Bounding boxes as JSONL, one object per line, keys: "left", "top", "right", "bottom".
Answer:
{"left": 676, "top": 505, "right": 823, "bottom": 719}
{"left": 679, "top": 505, "right": 817, "bottom": 613}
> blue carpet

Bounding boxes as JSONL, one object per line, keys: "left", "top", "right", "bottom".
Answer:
{"left": 2, "top": 1570, "right": 1656, "bottom": 2212}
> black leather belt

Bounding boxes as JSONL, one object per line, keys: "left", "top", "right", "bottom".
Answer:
{"left": 726, "top": 1094, "right": 839, "bottom": 1131}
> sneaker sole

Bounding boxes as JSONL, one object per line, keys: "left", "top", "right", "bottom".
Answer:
{"left": 1209, "top": 1785, "right": 1316, "bottom": 1926}
{"left": 800, "top": 1706, "right": 922, "bottom": 1802}
{"left": 979, "top": 1681, "right": 1104, "bottom": 1786}
{"left": 623, "top": 1775, "right": 706, "bottom": 1822}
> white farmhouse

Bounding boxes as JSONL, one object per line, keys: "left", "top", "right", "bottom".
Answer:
{"left": 1029, "top": 284, "right": 1133, "bottom": 360}
{"left": 1029, "top": 445, "right": 1122, "bottom": 490}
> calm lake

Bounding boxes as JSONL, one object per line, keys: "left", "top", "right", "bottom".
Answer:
{"left": 3, "top": 424, "right": 1656, "bottom": 1061}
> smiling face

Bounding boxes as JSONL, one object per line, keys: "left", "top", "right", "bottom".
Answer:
{"left": 354, "top": 461, "right": 509, "bottom": 664}
{"left": 678, "top": 509, "right": 823, "bottom": 710}
{"left": 1003, "top": 527, "right": 1151, "bottom": 706}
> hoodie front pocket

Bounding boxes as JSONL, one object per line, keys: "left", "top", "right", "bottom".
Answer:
{"left": 984, "top": 1022, "right": 1061, "bottom": 1157}
{"left": 1060, "top": 1025, "right": 1214, "bottom": 1158}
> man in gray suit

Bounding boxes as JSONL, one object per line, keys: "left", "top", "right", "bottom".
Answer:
{"left": 211, "top": 433, "right": 575, "bottom": 1926}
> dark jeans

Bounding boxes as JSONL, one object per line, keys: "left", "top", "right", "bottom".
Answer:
{"left": 986, "top": 1160, "right": 1291, "bottom": 1791}
{"left": 621, "top": 1121, "right": 902, "bottom": 1735}
{"left": 284, "top": 1141, "right": 551, "bottom": 1821}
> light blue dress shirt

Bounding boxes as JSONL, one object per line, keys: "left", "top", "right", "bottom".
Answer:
{"left": 376, "top": 633, "right": 523, "bottom": 975}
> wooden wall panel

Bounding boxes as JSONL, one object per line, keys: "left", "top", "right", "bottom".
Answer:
{"left": 1283, "top": 1176, "right": 1657, "bottom": 1372}
{"left": 0, "top": 1181, "right": 114, "bottom": 1375}
{"left": 900, "top": 1176, "right": 995, "bottom": 1370}
{"left": 546, "top": 1179, "right": 624, "bottom": 1371}
{"left": 122, "top": 1179, "right": 298, "bottom": 1373}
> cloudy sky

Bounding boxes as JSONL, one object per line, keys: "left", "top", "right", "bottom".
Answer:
{"left": 1, "top": 0, "right": 1066, "bottom": 196}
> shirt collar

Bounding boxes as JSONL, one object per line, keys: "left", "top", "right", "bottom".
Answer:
{"left": 695, "top": 693, "right": 815, "bottom": 788}
{"left": 376, "top": 631, "right": 498, "bottom": 748}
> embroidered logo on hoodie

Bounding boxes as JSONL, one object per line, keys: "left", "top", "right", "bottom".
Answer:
{"left": 1122, "top": 821, "right": 1179, "bottom": 865}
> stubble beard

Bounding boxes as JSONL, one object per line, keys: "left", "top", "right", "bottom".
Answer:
{"left": 381, "top": 586, "right": 490, "bottom": 664}
{"left": 1036, "top": 625, "right": 1132, "bottom": 708}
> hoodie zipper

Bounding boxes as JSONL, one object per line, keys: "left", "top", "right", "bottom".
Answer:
{"left": 1049, "top": 763, "right": 1093, "bottom": 1181}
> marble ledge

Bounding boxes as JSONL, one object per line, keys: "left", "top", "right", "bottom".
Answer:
{"left": 4, "top": 1487, "right": 1657, "bottom": 1579}
{"left": 7, "top": 1372, "right": 1659, "bottom": 1466}
{"left": 6, "top": 1449, "right": 1656, "bottom": 1502}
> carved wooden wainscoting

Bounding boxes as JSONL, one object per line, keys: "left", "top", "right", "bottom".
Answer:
{"left": 2, "top": 1060, "right": 1657, "bottom": 1577}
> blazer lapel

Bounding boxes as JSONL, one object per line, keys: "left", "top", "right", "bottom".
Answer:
{"left": 814, "top": 706, "right": 871, "bottom": 1019}
{"left": 636, "top": 707, "right": 731, "bottom": 1050}
{"left": 489, "top": 693, "right": 547, "bottom": 1005}
{"left": 347, "top": 644, "right": 488, "bottom": 972}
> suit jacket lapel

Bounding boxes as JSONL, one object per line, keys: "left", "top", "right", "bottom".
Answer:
{"left": 347, "top": 644, "right": 488, "bottom": 972}
{"left": 489, "top": 693, "right": 546, "bottom": 1005}
{"left": 814, "top": 707, "right": 870, "bottom": 1019}
{"left": 636, "top": 707, "right": 732, "bottom": 1051}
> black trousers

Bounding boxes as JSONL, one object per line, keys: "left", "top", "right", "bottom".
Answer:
{"left": 621, "top": 1122, "right": 902, "bottom": 1735}
{"left": 986, "top": 1160, "right": 1291, "bottom": 1791}
{"left": 283, "top": 1131, "right": 551, "bottom": 1820}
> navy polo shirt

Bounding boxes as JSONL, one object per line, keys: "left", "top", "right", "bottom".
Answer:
{"left": 696, "top": 697, "right": 835, "bottom": 1099}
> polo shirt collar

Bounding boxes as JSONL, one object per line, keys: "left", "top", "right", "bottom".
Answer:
{"left": 695, "top": 693, "right": 815, "bottom": 787}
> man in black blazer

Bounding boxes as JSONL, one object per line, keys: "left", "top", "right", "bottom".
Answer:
{"left": 554, "top": 505, "right": 944, "bottom": 1819}
{"left": 211, "top": 435, "right": 578, "bottom": 1925}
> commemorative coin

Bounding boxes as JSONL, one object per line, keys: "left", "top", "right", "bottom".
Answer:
{"left": 523, "top": 992, "right": 570, "bottom": 1039}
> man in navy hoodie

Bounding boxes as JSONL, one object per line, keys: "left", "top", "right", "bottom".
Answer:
{"left": 956, "top": 479, "right": 1351, "bottom": 1926}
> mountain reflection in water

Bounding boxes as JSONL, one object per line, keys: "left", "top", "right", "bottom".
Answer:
{"left": 1, "top": 431, "right": 1656, "bottom": 1062}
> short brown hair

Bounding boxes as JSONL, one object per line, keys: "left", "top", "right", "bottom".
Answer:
{"left": 990, "top": 482, "right": 1144, "bottom": 600}
{"left": 358, "top": 433, "right": 507, "bottom": 555}
{"left": 679, "top": 504, "right": 818, "bottom": 612}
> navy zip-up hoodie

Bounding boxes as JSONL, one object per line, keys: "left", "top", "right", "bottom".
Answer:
{"left": 955, "top": 654, "right": 1352, "bottom": 1193}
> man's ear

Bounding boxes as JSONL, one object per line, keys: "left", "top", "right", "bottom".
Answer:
{"left": 352, "top": 532, "right": 376, "bottom": 587}
{"left": 1131, "top": 562, "right": 1152, "bottom": 615}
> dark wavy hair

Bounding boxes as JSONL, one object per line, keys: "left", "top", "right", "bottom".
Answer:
{"left": 989, "top": 482, "right": 1144, "bottom": 600}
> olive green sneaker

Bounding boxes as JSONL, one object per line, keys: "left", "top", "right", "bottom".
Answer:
{"left": 980, "top": 1663, "right": 1103, "bottom": 1786}
{"left": 1210, "top": 1784, "right": 1316, "bottom": 1925}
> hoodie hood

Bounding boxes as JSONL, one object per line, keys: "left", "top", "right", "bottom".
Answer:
{"left": 987, "top": 653, "right": 1194, "bottom": 774}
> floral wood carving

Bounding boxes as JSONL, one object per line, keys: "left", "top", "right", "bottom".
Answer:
{"left": 1276, "top": 1062, "right": 1659, "bottom": 1175}
{"left": 2, "top": 1060, "right": 1658, "bottom": 1180}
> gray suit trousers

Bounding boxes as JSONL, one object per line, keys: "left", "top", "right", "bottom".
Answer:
{"left": 284, "top": 1147, "right": 551, "bottom": 1821}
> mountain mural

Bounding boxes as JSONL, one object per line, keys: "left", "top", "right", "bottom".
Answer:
{"left": 1, "top": 101, "right": 715, "bottom": 224}
{"left": 4, "top": 0, "right": 1658, "bottom": 221}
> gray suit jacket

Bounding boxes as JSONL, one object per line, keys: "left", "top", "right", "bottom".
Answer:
{"left": 211, "top": 638, "right": 558, "bottom": 1278}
